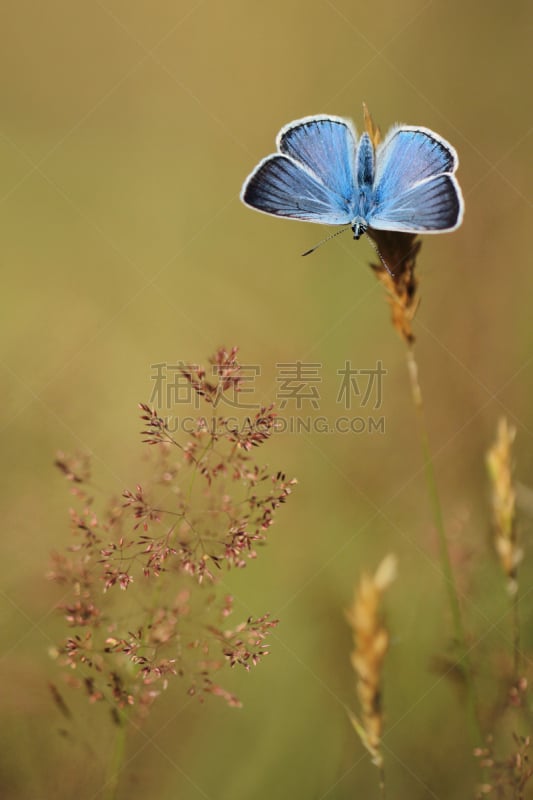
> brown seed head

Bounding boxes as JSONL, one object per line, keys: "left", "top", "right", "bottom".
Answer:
{"left": 345, "top": 553, "right": 397, "bottom": 767}
{"left": 486, "top": 417, "right": 519, "bottom": 586}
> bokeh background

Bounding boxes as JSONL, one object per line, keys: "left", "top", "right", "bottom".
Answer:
{"left": 1, "top": 1, "right": 532, "bottom": 797}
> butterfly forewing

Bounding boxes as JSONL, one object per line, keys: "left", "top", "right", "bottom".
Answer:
{"left": 369, "top": 173, "right": 463, "bottom": 232}
{"left": 241, "top": 154, "right": 353, "bottom": 224}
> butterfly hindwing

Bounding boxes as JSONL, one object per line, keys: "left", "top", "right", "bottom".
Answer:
{"left": 370, "top": 126, "right": 463, "bottom": 232}
{"left": 278, "top": 116, "right": 357, "bottom": 207}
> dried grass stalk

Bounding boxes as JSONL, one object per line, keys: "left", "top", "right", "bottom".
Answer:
{"left": 345, "top": 554, "right": 397, "bottom": 769}
{"left": 486, "top": 417, "right": 520, "bottom": 591}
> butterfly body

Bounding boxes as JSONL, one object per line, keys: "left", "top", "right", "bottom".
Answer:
{"left": 241, "top": 115, "right": 464, "bottom": 240}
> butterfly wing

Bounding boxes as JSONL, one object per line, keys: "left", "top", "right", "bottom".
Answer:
{"left": 241, "top": 116, "right": 357, "bottom": 225}
{"left": 369, "top": 126, "right": 464, "bottom": 233}
{"left": 278, "top": 116, "right": 357, "bottom": 203}
{"left": 241, "top": 155, "right": 354, "bottom": 224}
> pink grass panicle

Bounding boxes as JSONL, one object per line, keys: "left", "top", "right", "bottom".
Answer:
{"left": 49, "top": 347, "right": 295, "bottom": 717}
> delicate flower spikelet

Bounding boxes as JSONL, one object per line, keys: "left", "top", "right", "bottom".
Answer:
{"left": 486, "top": 417, "right": 520, "bottom": 591}
{"left": 364, "top": 106, "right": 421, "bottom": 345}
{"left": 345, "top": 554, "right": 397, "bottom": 768}
{"left": 474, "top": 734, "right": 533, "bottom": 799}
{"left": 50, "top": 347, "right": 295, "bottom": 718}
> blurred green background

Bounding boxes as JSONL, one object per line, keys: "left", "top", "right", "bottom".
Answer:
{"left": 1, "top": 1, "right": 532, "bottom": 797}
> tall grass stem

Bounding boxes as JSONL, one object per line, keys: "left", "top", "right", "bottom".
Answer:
{"left": 104, "top": 709, "right": 128, "bottom": 800}
{"left": 406, "top": 347, "right": 482, "bottom": 747}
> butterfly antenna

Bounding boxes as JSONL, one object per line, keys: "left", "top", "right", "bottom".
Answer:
{"left": 366, "top": 235, "right": 395, "bottom": 277}
{"left": 301, "top": 226, "right": 351, "bottom": 256}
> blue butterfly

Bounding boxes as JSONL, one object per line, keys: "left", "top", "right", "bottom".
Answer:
{"left": 241, "top": 115, "right": 464, "bottom": 242}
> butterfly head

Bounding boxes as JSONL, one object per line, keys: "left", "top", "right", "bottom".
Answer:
{"left": 351, "top": 218, "right": 368, "bottom": 240}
